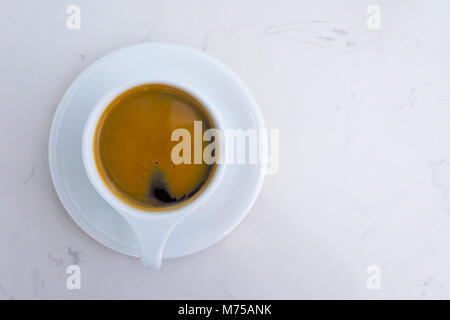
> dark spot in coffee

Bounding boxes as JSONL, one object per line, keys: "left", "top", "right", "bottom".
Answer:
{"left": 147, "top": 167, "right": 211, "bottom": 205}
{"left": 148, "top": 169, "right": 178, "bottom": 204}
{"left": 153, "top": 188, "right": 177, "bottom": 203}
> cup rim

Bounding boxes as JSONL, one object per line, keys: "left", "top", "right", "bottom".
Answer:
{"left": 82, "top": 80, "right": 226, "bottom": 218}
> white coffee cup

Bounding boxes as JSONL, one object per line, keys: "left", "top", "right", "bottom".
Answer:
{"left": 82, "top": 80, "right": 226, "bottom": 269}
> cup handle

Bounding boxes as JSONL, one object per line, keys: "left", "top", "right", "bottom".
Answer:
{"left": 123, "top": 213, "right": 187, "bottom": 269}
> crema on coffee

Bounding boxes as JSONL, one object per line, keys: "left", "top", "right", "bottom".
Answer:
{"left": 94, "top": 84, "right": 216, "bottom": 211}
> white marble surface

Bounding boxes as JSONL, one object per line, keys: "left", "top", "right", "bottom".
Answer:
{"left": 1, "top": 0, "right": 450, "bottom": 299}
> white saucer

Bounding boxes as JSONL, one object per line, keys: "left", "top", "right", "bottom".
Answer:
{"left": 48, "top": 43, "right": 265, "bottom": 259}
